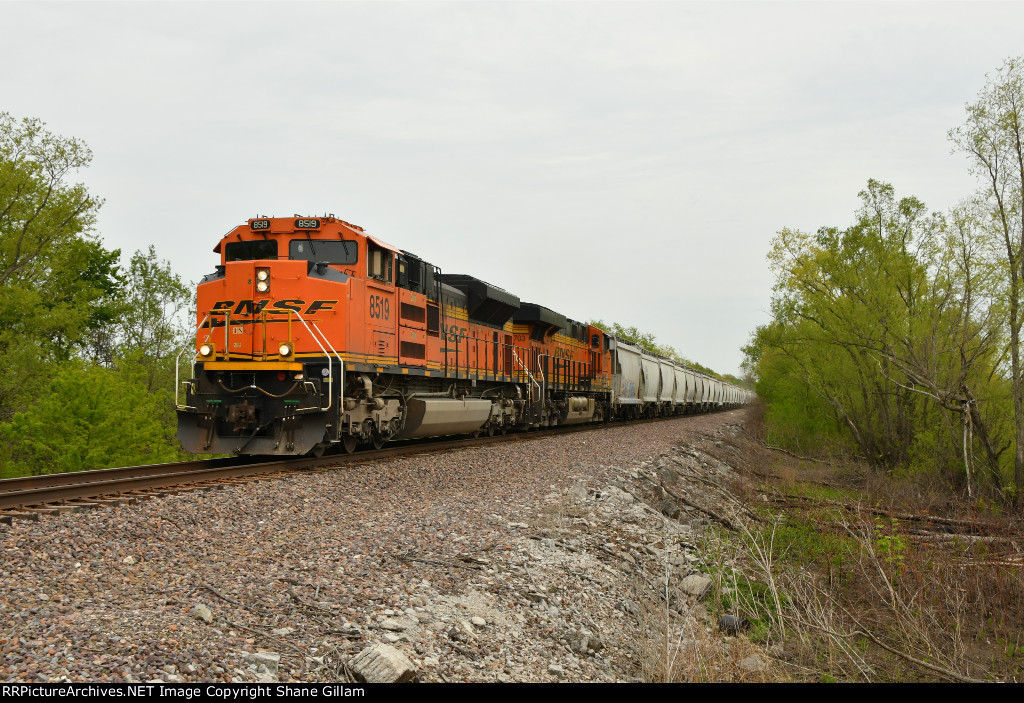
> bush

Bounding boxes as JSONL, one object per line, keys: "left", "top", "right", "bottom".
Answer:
{"left": 0, "top": 362, "right": 180, "bottom": 476}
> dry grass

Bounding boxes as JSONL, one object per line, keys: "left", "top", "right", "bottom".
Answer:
{"left": 719, "top": 414, "right": 1024, "bottom": 682}
{"left": 638, "top": 569, "right": 776, "bottom": 683}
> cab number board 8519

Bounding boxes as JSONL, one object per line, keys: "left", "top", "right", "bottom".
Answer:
{"left": 369, "top": 294, "right": 390, "bottom": 320}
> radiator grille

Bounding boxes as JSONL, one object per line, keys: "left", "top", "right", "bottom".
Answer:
{"left": 400, "top": 341, "right": 426, "bottom": 358}
{"left": 400, "top": 303, "right": 426, "bottom": 323}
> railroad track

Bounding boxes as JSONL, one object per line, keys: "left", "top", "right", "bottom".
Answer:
{"left": 0, "top": 411, "right": 734, "bottom": 523}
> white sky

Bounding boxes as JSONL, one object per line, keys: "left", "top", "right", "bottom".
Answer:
{"left": 3, "top": 1, "right": 1020, "bottom": 375}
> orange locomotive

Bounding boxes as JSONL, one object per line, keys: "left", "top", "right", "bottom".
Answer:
{"left": 176, "top": 216, "right": 613, "bottom": 455}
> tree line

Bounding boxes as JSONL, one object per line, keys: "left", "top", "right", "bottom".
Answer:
{"left": 0, "top": 113, "right": 191, "bottom": 478}
{"left": 744, "top": 58, "right": 1024, "bottom": 504}
{"left": 0, "top": 111, "right": 743, "bottom": 479}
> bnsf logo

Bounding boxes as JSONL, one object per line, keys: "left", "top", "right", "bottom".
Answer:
{"left": 211, "top": 300, "right": 338, "bottom": 315}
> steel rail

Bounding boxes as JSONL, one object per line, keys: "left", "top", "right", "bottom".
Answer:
{"left": 0, "top": 455, "right": 262, "bottom": 495}
{"left": 0, "top": 409, "right": 740, "bottom": 513}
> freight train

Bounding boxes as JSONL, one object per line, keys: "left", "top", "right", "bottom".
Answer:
{"left": 176, "top": 216, "right": 753, "bottom": 456}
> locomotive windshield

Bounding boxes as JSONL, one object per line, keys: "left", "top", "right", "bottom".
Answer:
{"left": 290, "top": 239, "right": 358, "bottom": 265}
{"left": 225, "top": 240, "right": 278, "bottom": 261}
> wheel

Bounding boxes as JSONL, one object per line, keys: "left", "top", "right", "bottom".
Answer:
{"left": 342, "top": 435, "right": 358, "bottom": 454}
{"left": 500, "top": 424, "right": 508, "bottom": 436}
{"left": 487, "top": 424, "right": 496, "bottom": 437}
{"left": 371, "top": 433, "right": 385, "bottom": 450}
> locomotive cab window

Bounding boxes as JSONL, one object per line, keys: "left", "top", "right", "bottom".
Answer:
{"left": 289, "top": 239, "right": 358, "bottom": 265}
{"left": 367, "top": 241, "right": 393, "bottom": 283}
{"left": 397, "top": 257, "right": 408, "bottom": 288}
{"left": 396, "top": 255, "right": 425, "bottom": 292}
{"left": 225, "top": 240, "right": 278, "bottom": 262}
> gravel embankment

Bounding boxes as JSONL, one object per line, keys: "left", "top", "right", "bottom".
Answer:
{"left": 0, "top": 410, "right": 752, "bottom": 683}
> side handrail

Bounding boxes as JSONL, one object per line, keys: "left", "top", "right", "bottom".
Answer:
{"left": 176, "top": 314, "right": 210, "bottom": 410}
{"left": 511, "top": 349, "right": 541, "bottom": 403}
{"left": 293, "top": 312, "right": 344, "bottom": 413}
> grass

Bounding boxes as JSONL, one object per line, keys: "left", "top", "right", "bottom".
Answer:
{"left": 779, "top": 482, "right": 859, "bottom": 503}
{"left": 725, "top": 432, "right": 1024, "bottom": 682}
{"left": 645, "top": 403, "right": 1024, "bottom": 682}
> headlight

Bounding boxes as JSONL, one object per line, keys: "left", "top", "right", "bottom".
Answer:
{"left": 279, "top": 343, "right": 292, "bottom": 357}
{"left": 199, "top": 343, "right": 213, "bottom": 357}
{"left": 256, "top": 280, "right": 270, "bottom": 293}
{"left": 256, "top": 269, "right": 270, "bottom": 281}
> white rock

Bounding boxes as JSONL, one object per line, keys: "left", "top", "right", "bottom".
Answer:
{"left": 193, "top": 605, "right": 213, "bottom": 623}
{"left": 242, "top": 651, "right": 280, "bottom": 675}
{"left": 681, "top": 574, "right": 712, "bottom": 598}
{"left": 380, "top": 617, "right": 415, "bottom": 632}
{"left": 602, "top": 486, "right": 635, "bottom": 504}
{"left": 122, "top": 556, "right": 136, "bottom": 565}
{"left": 349, "top": 644, "right": 417, "bottom": 683}
{"left": 738, "top": 655, "right": 765, "bottom": 674}
{"left": 458, "top": 620, "right": 477, "bottom": 639}
{"left": 471, "top": 616, "right": 486, "bottom": 627}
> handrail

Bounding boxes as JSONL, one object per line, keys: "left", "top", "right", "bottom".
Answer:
{"left": 511, "top": 349, "right": 541, "bottom": 404}
{"left": 293, "top": 312, "right": 343, "bottom": 413}
{"left": 537, "top": 353, "right": 552, "bottom": 409}
{"left": 176, "top": 314, "right": 210, "bottom": 410}
{"left": 306, "top": 320, "right": 344, "bottom": 402}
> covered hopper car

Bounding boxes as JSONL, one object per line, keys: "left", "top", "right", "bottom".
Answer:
{"left": 176, "top": 216, "right": 753, "bottom": 455}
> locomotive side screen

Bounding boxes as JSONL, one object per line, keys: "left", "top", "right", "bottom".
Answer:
{"left": 225, "top": 240, "right": 279, "bottom": 261}
{"left": 289, "top": 240, "right": 358, "bottom": 265}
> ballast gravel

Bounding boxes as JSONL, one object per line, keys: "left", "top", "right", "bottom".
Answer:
{"left": 0, "top": 410, "right": 751, "bottom": 683}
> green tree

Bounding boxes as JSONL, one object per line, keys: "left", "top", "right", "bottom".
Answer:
{"left": 950, "top": 56, "right": 1024, "bottom": 500}
{"left": 0, "top": 113, "right": 119, "bottom": 417}
{"left": 747, "top": 181, "right": 1009, "bottom": 494}
{"left": 0, "top": 113, "right": 101, "bottom": 287}
{"left": 106, "top": 245, "right": 192, "bottom": 390}
{"left": 0, "top": 362, "right": 179, "bottom": 477}
{"left": 0, "top": 116, "right": 196, "bottom": 476}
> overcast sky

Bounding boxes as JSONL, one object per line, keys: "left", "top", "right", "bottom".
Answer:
{"left": 3, "top": 1, "right": 1021, "bottom": 375}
